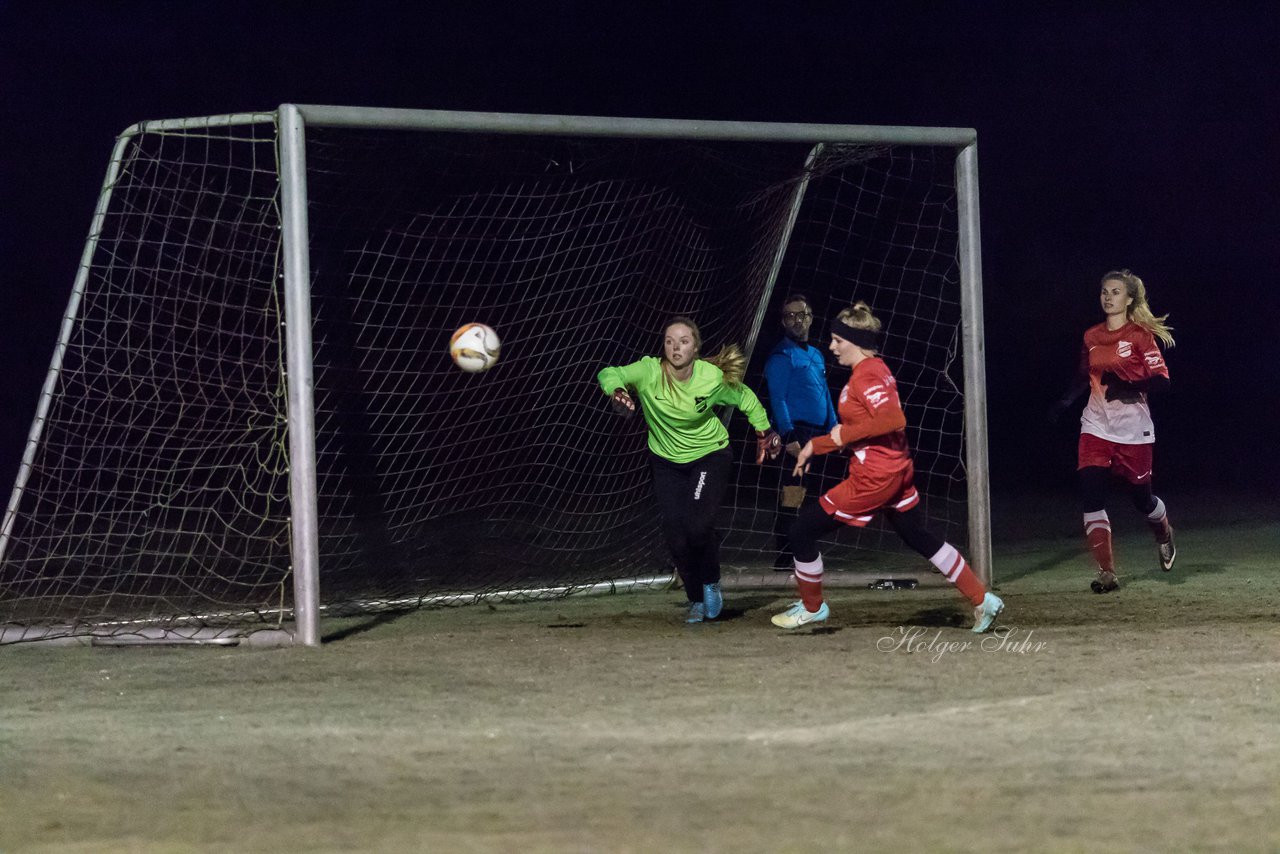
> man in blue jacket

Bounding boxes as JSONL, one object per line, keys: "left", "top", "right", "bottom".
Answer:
{"left": 763, "top": 293, "right": 838, "bottom": 569}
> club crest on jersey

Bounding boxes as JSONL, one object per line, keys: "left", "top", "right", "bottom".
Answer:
{"left": 1117, "top": 341, "right": 1133, "bottom": 358}
{"left": 694, "top": 395, "right": 709, "bottom": 412}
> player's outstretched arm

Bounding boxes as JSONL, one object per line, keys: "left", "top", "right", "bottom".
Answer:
{"left": 598, "top": 360, "right": 649, "bottom": 419}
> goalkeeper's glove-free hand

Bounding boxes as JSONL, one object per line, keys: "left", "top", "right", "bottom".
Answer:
{"left": 756, "top": 429, "right": 782, "bottom": 464}
{"left": 793, "top": 441, "right": 815, "bottom": 477}
{"left": 609, "top": 388, "right": 636, "bottom": 417}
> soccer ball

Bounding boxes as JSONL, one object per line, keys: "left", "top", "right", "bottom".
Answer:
{"left": 449, "top": 322, "right": 501, "bottom": 373}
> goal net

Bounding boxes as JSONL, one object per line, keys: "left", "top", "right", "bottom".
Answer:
{"left": 0, "top": 107, "right": 986, "bottom": 644}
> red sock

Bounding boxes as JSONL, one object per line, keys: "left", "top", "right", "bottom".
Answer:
{"left": 793, "top": 555, "right": 824, "bottom": 612}
{"left": 1083, "top": 510, "right": 1113, "bottom": 572}
{"left": 927, "top": 543, "right": 987, "bottom": 607}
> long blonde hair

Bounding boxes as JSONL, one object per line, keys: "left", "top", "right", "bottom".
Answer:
{"left": 835, "top": 301, "right": 882, "bottom": 352}
{"left": 660, "top": 316, "right": 745, "bottom": 389}
{"left": 1103, "top": 270, "right": 1175, "bottom": 348}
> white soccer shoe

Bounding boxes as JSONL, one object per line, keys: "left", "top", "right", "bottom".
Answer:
{"left": 770, "top": 600, "right": 829, "bottom": 630}
{"left": 1158, "top": 529, "right": 1176, "bottom": 572}
{"left": 972, "top": 592, "right": 1004, "bottom": 634}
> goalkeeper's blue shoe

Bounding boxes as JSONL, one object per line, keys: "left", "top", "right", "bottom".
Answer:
{"left": 972, "top": 592, "right": 1004, "bottom": 634}
{"left": 686, "top": 602, "right": 706, "bottom": 623}
{"left": 770, "top": 600, "right": 829, "bottom": 630}
{"left": 703, "top": 583, "right": 723, "bottom": 620}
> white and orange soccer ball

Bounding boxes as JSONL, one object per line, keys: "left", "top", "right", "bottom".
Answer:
{"left": 448, "top": 322, "right": 501, "bottom": 373}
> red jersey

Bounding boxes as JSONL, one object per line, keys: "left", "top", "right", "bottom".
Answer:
{"left": 811, "top": 356, "right": 910, "bottom": 477}
{"left": 1078, "top": 321, "right": 1169, "bottom": 445}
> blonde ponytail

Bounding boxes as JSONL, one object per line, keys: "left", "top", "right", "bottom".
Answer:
{"left": 705, "top": 344, "right": 746, "bottom": 386}
{"left": 1104, "top": 270, "right": 1175, "bottom": 348}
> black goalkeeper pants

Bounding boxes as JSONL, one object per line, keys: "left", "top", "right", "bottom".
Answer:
{"left": 650, "top": 447, "right": 732, "bottom": 602}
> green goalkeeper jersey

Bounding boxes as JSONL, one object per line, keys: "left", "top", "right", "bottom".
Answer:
{"left": 598, "top": 356, "right": 771, "bottom": 463}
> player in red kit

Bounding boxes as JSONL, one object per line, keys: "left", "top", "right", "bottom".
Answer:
{"left": 771, "top": 301, "right": 1004, "bottom": 633}
{"left": 1050, "top": 270, "right": 1176, "bottom": 592}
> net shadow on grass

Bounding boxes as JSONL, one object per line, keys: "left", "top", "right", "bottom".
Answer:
{"left": 321, "top": 608, "right": 418, "bottom": 643}
{"left": 1143, "top": 561, "right": 1229, "bottom": 586}
{"left": 994, "top": 547, "right": 1079, "bottom": 583}
{"left": 904, "top": 607, "right": 969, "bottom": 628}
{"left": 712, "top": 594, "right": 782, "bottom": 622}
{"left": 775, "top": 625, "right": 844, "bottom": 637}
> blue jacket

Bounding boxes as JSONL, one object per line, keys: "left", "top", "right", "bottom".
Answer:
{"left": 763, "top": 336, "right": 837, "bottom": 441}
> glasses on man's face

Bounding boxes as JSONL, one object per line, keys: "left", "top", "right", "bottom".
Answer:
{"left": 782, "top": 311, "right": 812, "bottom": 321}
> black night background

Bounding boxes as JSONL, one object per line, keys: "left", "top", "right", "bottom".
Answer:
{"left": 2, "top": 1, "right": 1277, "bottom": 505}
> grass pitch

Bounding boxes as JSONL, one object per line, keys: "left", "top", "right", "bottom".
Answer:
{"left": 3, "top": 494, "right": 1278, "bottom": 853}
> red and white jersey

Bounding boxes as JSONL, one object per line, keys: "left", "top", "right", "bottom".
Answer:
{"left": 812, "top": 356, "right": 910, "bottom": 477}
{"left": 1078, "top": 321, "right": 1169, "bottom": 445}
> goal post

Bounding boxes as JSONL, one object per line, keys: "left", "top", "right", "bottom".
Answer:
{"left": 0, "top": 104, "right": 989, "bottom": 647}
{"left": 954, "top": 141, "right": 991, "bottom": 591}
{"left": 278, "top": 104, "right": 322, "bottom": 649}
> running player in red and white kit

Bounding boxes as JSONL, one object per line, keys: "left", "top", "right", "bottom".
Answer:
{"left": 771, "top": 301, "right": 1004, "bottom": 633}
{"left": 1050, "top": 269, "right": 1176, "bottom": 593}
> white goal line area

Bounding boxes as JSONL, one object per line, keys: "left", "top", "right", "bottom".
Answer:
{"left": 0, "top": 574, "right": 681, "bottom": 647}
{"left": 0, "top": 105, "right": 988, "bottom": 647}
{"left": 0, "top": 564, "right": 954, "bottom": 647}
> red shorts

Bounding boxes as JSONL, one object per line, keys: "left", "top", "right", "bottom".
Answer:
{"left": 819, "top": 462, "right": 919, "bottom": 527}
{"left": 1077, "top": 433, "right": 1153, "bottom": 484}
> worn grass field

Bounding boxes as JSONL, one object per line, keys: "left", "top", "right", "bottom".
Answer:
{"left": 3, "top": 491, "right": 1278, "bottom": 853}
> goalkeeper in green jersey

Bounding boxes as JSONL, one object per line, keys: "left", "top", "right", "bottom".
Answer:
{"left": 599, "top": 316, "right": 781, "bottom": 623}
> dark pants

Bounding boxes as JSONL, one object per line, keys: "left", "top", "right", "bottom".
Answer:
{"left": 773, "top": 423, "right": 829, "bottom": 564}
{"left": 1079, "top": 466, "right": 1158, "bottom": 515}
{"left": 650, "top": 448, "right": 732, "bottom": 602}
{"left": 789, "top": 502, "right": 943, "bottom": 564}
